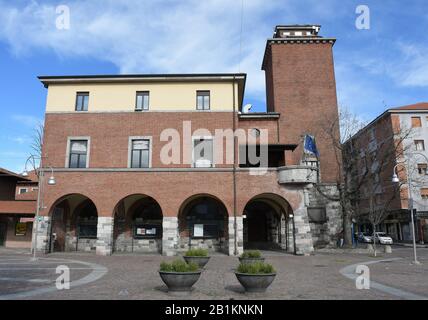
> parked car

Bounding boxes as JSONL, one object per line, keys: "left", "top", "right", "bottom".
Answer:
{"left": 357, "top": 232, "right": 373, "bottom": 243}
{"left": 373, "top": 232, "right": 393, "bottom": 245}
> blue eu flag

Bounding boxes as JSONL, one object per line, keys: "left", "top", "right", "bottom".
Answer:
{"left": 304, "top": 135, "right": 320, "bottom": 158}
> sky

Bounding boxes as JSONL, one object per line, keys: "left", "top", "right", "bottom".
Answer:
{"left": 0, "top": 0, "right": 427, "bottom": 173}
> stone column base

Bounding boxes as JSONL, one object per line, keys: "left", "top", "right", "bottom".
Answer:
{"left": 228, "top": 216, "right": 244, "bottom": 256}
{"left": 33, "top": 216, "right": 51, "bottom": 253}
{"left": 293, "top": 207, "right": 314, "bottom": 256}
{"left": 162, "top": 217, "right": 178, "bottom": 256}
{"left": 96, "top": 217, "right": 114, "bottom": 256}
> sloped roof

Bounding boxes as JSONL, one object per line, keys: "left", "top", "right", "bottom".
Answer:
{"left": 0, "top": 200, "right": 36, "bottom": 215}
{"left": 390, "top": 102, "right": 428, "bottom": 111}
{"left": 0, "top": 168, "right": 32, "bottom": 181}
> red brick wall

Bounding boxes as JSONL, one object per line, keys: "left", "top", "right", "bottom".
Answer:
{"left": 41, "top": 112, "right": 302, "bottom": 219}
{"left": 264, "top": 42, "right": 341, "bottom": 183}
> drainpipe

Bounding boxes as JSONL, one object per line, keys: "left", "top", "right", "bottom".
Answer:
{"left": 232, "top": 76, "right": 238, "bottom": 256}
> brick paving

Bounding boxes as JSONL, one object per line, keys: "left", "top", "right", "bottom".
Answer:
{"left": 0, "top": 247, "right": 426, "bottom": 300}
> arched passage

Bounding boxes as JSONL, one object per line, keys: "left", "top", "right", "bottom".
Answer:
{"left": 178, "top": 194, "right": 229, "bottom": 254}
{"left": 113, "top": 194, "right": 163, "bottom": 253}
{"left": 243, "top": 193, "right": 294, "bottom": 252}
{"left": 49, "top": 194, "right": 98, "bottom": 253}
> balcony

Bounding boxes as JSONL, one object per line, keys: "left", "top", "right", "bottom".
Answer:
{"left": 277, "top": 165, "right": 318, "bottom": 184}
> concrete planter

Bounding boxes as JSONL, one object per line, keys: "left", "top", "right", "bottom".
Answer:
{"left": 235, "top": 272, "right": 276, "bottom": 293}
{"left": 238, "top": 257, "right": 265, "bottom": 265}
{"left": 159, "top": 271, "right": 202, "bottom": 292}
{"left": 183, "top": 256, "right": 210, "bottom": 268}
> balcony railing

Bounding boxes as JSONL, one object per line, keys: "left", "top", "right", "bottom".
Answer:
{"left": 277, "top": 165, "right": 318, "bottom": 184}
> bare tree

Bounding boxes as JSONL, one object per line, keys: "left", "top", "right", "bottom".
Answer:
{"left": 316, "top": 106, "right": 368, "bottom": 246}
{"left": 28, "top": 122, "right": 44, "bottom": 178}
{"left": 347, "top": 113, "right": 413, "bottom": 255}
{"left": 318, "top": 106, "right": 414, "bottom": 250}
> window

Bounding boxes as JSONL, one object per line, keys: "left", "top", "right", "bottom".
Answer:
{"left": 415, "top": 140, "right": 425, "bottom": 151}
{"left": 75, "top": 92, "right": 89, "bottom": 111}
{"left": 411, "top": 117, "right": 422, "bottom": 128}
{"left": 69, "top": 140, "right": 88, "bottom": 168}
{"left": 369, "top": 128, "right": 376, "bottom": 141}
{"left": 193, "top": 137, "right": 213, "bottom": 167}
{"left": 130, "top": 139, "right": 150, "bottom": 168}
{"left": 196, "top": 91, "right": 210, "bottom": 110}
{"left": 418, "top": 164, "right": 428, "bottom": 175}
{"left": 18, "top": 188, "right": 28, "bottom": 194}
{"left": 135, "top": 91, "right": 149, "bottom": 111}
{"left": 421, "top": 188, "right": 428, "bottom": 200}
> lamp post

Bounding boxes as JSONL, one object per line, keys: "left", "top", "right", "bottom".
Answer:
{"left": 22, "top": 155, "right": 56, "bottom": 261}
{"left": 392, "top": 152, "right": 427, "bottom": 265}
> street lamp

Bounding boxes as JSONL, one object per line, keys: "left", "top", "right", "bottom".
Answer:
{"left": 392, "top": 152, "right": 428, "bottom": 265}
{"left": 22, "top": 155, "right": 56, "bottom": 261}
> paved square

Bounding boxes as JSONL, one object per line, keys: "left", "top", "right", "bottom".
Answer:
{"left": 0, "top": 247, "right": 427, "bottom": 300}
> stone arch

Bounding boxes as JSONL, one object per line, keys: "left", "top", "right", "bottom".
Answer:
{"left": 48, "top": 193, "right": 98, "bottom": 253}
{"left": 243, "top": 193, "right": 295, "bottom": 252}
{"left": 112, "top": 194, "right": 163, "bottom": 254}
{"left": 177, "top": 194, "right": 229, "bottom": 254}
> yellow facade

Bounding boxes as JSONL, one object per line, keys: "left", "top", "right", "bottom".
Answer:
{"left": 45, "top": 81, "right": 240, "bottom": 112}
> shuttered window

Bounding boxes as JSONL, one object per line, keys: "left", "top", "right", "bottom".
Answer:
{"left": 418, "top": 164, "right": 427, "bottom": 175}
{"left": 411, "top": 117, "right": 422, "bottom": 128}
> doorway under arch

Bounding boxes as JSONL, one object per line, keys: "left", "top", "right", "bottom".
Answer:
{"left": 243, "top": 193, "right": 295, "bottom": 252}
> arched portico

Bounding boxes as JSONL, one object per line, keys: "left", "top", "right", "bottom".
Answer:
{"left": 178, "top": 194, "right": 229, "bottom": 254}
{"left": 49, "top": 194, "right": 98, "bottom": 253}
{"left": 113, "top": 194, "right": 163, "bottom": 253}
{"left": 243, "top": 193, "right": 295, "bottom": 253}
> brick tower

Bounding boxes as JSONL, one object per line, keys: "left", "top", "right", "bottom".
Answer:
{"left": 262, "top": 25, "right": 340, "bottom": 183}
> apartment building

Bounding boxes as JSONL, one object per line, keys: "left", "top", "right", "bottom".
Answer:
{"left": 344, "top": 103, "right": 428, "bottom": 243}
{"left": 33, "top": 25, "right": 342, "bottom": 256}
{"left": 0, "top": 168, "right": 37, "bottom": 248}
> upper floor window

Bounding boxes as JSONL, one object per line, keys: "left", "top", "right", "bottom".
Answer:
{"left": 18, "top": 188, "right": 28, "bottom": 194}
{"left": 196, "top": 91, "right": 210, "bottom": 110}
{"left": 75, "top": 92, "right": 89, "bottom": 111}
{"left": 193, "top": 137, "right": 213, "bottom": 167}
{"left": 369, "top": 128, "right": 376, "bottom": 142}
{"left": 130, "top": 139, "right": 151, "bottom": 168}
{"left": 136, "top": 91, "right": 149, "bottom": 111}
{"left": 68, "top": 140, "right": 88, "bottom": 168}
{"left": 421, "top": 188, "right": 428, "bottom": 200}
{"left": 418, "top": 163, "right": 428, "bottom": 175}
{"left": 411, "top": 117, "right": 422, "bottom": 128}
{"left": 415, "top": 140, "right": 425, "bottom": 151}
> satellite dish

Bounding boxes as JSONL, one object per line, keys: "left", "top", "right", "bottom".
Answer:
{"left": 243, "top": 104, "right": 252, "bottom": 113}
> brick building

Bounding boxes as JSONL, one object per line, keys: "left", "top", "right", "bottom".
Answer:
{"left": 33, "top": 25, "right": 342, "bottom": 256}
{"left": 344, "top": 103, "right": 428, "bottom": 243}
{"left": 0, "top": 168, "right": 37, "bottom": 248}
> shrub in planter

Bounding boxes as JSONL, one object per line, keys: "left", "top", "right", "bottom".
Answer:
{"left": 235, "top": 262, "right": 276, "bottom": 293}
{"left": 239, "top": 250, "right": 265, "bottom": 264}
{"left": 183, "top": 248, "right": 210, "bottom": 268}
{"left": 159, "top": 259, "right": 201, "bottom": 292}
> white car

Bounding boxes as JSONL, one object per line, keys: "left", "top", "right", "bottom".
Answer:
{"left": 373, "top": 232, "right": 393, "bottom": 245}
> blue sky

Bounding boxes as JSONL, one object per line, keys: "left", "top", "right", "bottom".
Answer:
{"left": 0, "top": 0, "right": 427, "bottom": 173}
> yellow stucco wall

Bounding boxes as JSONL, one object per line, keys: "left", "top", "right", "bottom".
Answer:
{"left": 45, "top": 81, "right": 239, "bottom": 112}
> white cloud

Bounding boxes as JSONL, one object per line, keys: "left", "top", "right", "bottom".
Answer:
{"left": 395, "top": 43, "right": 428, "bottom": 87}
{"left": 11, "top": 114, "right": 43, "bottom": 127}
{"left": 0, "top": 0, "right": 291, "bottom": 100}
